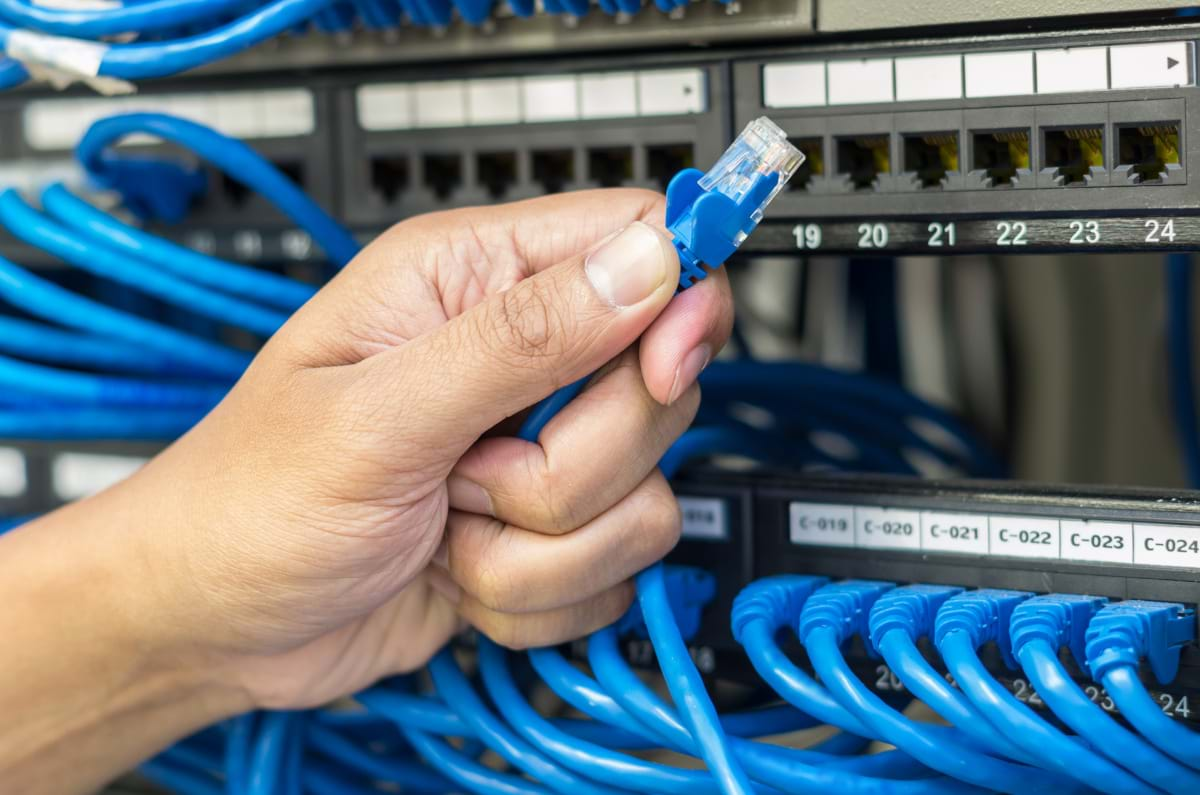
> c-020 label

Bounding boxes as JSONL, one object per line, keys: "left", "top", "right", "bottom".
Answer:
{"left": 856, "top": 506, "right": 922, "bottom": 550}
{"left": 790, "top": 502, "right": 855, "bottom": 548}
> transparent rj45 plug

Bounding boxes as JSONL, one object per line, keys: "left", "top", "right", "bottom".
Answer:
{"left": 697, "top": 116, "right": 804, "bottom": 226}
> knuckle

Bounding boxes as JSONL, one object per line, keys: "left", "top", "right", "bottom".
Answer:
{"left": 492, "top": 281, "right": 569, "bottom": 364}
{"left": 470, "top": 561, "right": 524, "bottom": 613}
{"left": 480, "top": 615, "right": 537, "bottom": 650}
{"left": 638, "top": 483, "right": 683, "bottom": 555}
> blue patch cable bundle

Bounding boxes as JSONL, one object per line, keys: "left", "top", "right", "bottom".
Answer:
{"left": 0, "top": 0, "right": 734, "bottom": 92}
{"left": 0, "top": 104, "right": 1198, "bottom": 795}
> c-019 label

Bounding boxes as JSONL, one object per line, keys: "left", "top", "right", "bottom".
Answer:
{"left": 678, "top": 497, "right": 728, "bottom": 541}
{"left": 790, "top": 502, "right": 856, "bottom": 548}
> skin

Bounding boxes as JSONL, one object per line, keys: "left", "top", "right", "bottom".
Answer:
{"left": 0, "top": 188, "right": 733, "bottom": 795}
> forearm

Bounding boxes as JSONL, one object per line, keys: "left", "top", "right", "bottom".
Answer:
{"left": 0, "top": 484, "right": 249, "bottom": 795}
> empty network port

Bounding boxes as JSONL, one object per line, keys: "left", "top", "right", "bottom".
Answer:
{"left": 422, "top": 154, "right": 463, "bottom": 201}
{"left": 587, "top": 147, "right": 634, "bottom": 188}
{"left": 789, "top": 138, "right": 824, "bottom": 191}
{"left": 902, "top": 132, "right": 958, "bottom": 190}
{"left": 836, "top": 136, "right": 890, "bottom": 191}
{"left": 971, "top": 130, "right": 1030, "bottom": 187}
{"left": 370, "top": 156, "right": 410, "bottom": 204}
{"left": 1042, "top": 127, "right": 1103, "bottom": 186}
{"left": 219, "top": 160, "right": 302, "bottom": 207}
{"left": 646, "top": 144, "right": 694, "bottom": 191}
{"left": 532, "top": 149, "right": 575, "bottom": 194}
{"left": 1117, "top": 123, "right": 1181, "bottom": 184}
{"left": 476, "top": 151, "right": 518, "bottom": 199}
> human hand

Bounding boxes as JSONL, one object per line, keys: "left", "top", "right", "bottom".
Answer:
{"left": 109, "top": 188, "right": 733, "bottom": 713}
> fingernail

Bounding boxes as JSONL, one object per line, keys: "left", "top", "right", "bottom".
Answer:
{"left": 427, "top": 567, "right": 461, "bottom": 605}
{"left": 446, "top": 475, "right": 493, "bottom": 516}
{"left": 585, "top": 221, "right": 670, "bottom": 308}
{"left": 668, "top": 344, "right": 711, "bottom": 405}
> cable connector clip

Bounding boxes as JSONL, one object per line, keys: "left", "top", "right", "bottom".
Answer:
{"left": 1009, "top": 593, "right": 1108, "bottom": 670}
{"left": 868, "top": 583, "right": 965, "bottom": 651}
{"left": 731, "top": 575, "right": 828, "bottom": 642}
{"left": 934, "top": 589, "right": 1033, "bottom": 670}
{"left": 1084, "top": 600, "right": 1196, "bottom": 684}
{"left": 666, "top": 117, "right": 803, "bottom": 289}
{"left": 798, "top": 580, "right": 895, "bottom": 654}
{"left": 617, "top": 565, "right": 716, "bottom": 642}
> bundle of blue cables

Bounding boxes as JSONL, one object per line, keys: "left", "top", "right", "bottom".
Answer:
{"left": 0, "top": 111, "right": 1011, "bottom": 794}
{"left": 0, "top": 0, "right": 729, "bottom": 89}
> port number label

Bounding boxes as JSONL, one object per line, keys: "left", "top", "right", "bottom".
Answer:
{"left": 1060, "top": 520, "right": 1134, "bottom": 563}
{"left": 989, "top": 516, "right": 1059, "bottom": 558}
{"left": 996, "top": 221, "right": 1028, "bottom": 246}
{"left": 922, "top": 511, "right": 989, "bottom": 555}
{"left": 1145, "top": 219, "right": 1178, "bottom": 243}
{"left": 1068, "top": 220, "right": 1101, "bottom": 244}
{"left": 856, "top": 506, "right": 922, "bottom": 550}
{"left": 1160, "top": 693, "right": 1191, "bottom": 719}
{"left": 874, "top": 664, "right": 906, "bottom": 693}
{"left": 857, "top": 222, "right": 889, "bottom": 249}
{"left": 792, "top": 223, "right": 823, "bottom": 250}
{"left": 927, "top": 222, "right": 956, "bottom": 247}
{"left": 1134, "top": 522, "right": 1200, "bottom": 567}
{"left": 789, "top": 502, "right": 855, "bottom": 548}
{"left": 677, "top": 497, "right": 728, "bottom": 541}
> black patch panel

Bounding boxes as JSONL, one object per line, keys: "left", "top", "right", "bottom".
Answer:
{"left": 666, "top": 469, "right": 1200, "bottom": 721}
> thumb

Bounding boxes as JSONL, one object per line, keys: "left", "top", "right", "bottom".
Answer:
{"left": 352, "top": 220, "right": 680, "bottom": 446}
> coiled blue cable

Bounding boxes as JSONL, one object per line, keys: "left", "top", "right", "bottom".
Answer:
{"left": 40, "top": 183, "right": 316, "bottom": 312}
{"left": 76, "top": 114, "right": 359, "bottom": 267}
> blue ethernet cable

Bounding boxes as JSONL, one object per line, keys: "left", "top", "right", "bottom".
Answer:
{"left": 0, "top": 255, "right": 250, "bottom": 380}
{"left": 798, "top": 581, "right": 1078, "bottom": 795}
{"left": 1085, "top": 600, "right": 1200, "bottom": 771}
{"left": 0, "top": 354, "right": 225, "bottom": 408}
{"left": 478, "top": 637, "right": 730, "bottom": 795}
{"left": 1010, "top": 594, "right": 1200, "bottom": 792}
{"left": 40, "top": 184, "right": 316, "bottom": 312}
{"left": 1166, "top": 253, "right": 1200, "bottom": 487}
{"left": 246, "top": 712, "right": 293, "bottom": 795}
{"left": 0, "top": 0, "right": 251, "bottom": 37}
{"left": 0, "top": 315, "right": 204, "bottom": 377}
{"left": 587, "top": 625, "right": 964, "bottom": 794}
{"left": 0, "top": 408, "right": 203, "bottom": 439}
{"left": 0, "top": 190, "right": 289, "bottom": 337}
{"left": 934, "top": 590, "right": 1160, "bottom": 795}
{"left": 427, "top": 649, "right": 630, "bottom": 795}
{"left": 139, "top": 757, "right": 224, "bottom": 795}
{"left": 305, "top": 723, "right": 452, "bottom": 792}
{"left": 869, "top": 586, "right": 1036, "bottom": 765}
{"left": 76, "top": 114, "right": 359, "bottom": 267}
{"left": 0, "top": 0, "right": 339, "bottom": 82}
{"left": 399, "top": 725, "right": 553, "bottom": 795}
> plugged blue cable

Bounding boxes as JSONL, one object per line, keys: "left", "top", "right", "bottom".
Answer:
{"left": 1011, "top": 595, "right": 1200, "bottom": 791}
{"left": 305, "top": 722, "right": 452, "bottom": 792}
{"left": 934, "top": 590, "right": 1159, "bottom": 795}
{"left": 869, "top": 586, "right": 1036, "bottom": 765}
{"left": 76, "top": 113, "right": 359, "bottom": 266}
{"left": 400, "top": 725, "right": 553, "bottom": 795}
{"left": 246, "top": 712, "right": 293, "bottom": 795}
{"left": 1085, "top": 600, "right": 1200, "bottom": 771}
{"left": 0, "top": 0, "right": 252, "bottom": 37}
{"left": 0, "top": 408, "right": 203, "bottom": 439}
{"left": 799, "top": 581, "right": 1077, "bottom": 795}
{"left": 0, "top": 354, "right": 224, "bottom": 408}
{"left": 40, "top": 184, "right": 316, "bottom": 312}
{"left": 0, "top": 190, "right": 289, "bottom": 337}
{"left": 1166, "top": 253, "right": 1200, "bottom": 487}
{"left": 428, "top": 649, "right": 630, "bottom": 795}
{"left": 139, "top": 757, "right": 224, "bottom": 795}
{"left": 0, "top": 315, "right": 205, "bottom": 377}
{"left": 0, "top": 255, "right": 250, "bottom": 380}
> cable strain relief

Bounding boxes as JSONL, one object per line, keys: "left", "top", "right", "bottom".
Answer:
{"left": 868, "top": 585, "right": 965, "bottom": 650}
{"left": 731, "top": 575, "right": 827, "bottom": 643}
{"left": 798, "top": 580, "right": 894, "bottom": 650}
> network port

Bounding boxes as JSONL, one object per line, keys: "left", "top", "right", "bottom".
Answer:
{"left": 587, "top": 147, "right": 634, "bottom": 188}
{"left": 532, "top": 149, "right": 575, "bottom": 194}
{"left": 222, "top": 159, "right": 305, "bottom": 207}
{"left": 476, "top": 151, "right": 518, "bottom": 199}
{"left": 422, "top": 153, "right": 462, "bottom": 201}
{"left": 369, "top": 155, "right": 410, "bottom": 204}
{"left": 1117, "top": 123, "right": 1181, "bottom": 184}
{"left": 789, "top": 137, "right": 824, "bottom": 191}
{"left": 646, "top": 144, "right": 695, "bottom": 191}
{"left": 971, "top": 130, "right": 1030, "bottom": 187}
{"left": 1042, "top": 127, "right": 1103, "bottom": 186}
{"left": 902, "top": 132, "right": 957, "bottom": 190}
{"left": 836, "top": 135, "right": 890, "bottom": 191}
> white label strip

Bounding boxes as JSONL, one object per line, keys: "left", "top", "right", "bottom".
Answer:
{"left": 678, "top": 497, "right": 729, "bottom": 541}
{"left": 24, "top": 89, "right": 314, "bottom": 151}
{"left": 788, "top": 500, "right": 1200, "bottom": 570}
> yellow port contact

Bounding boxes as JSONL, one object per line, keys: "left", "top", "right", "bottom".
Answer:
{"left": 1138, "top": 125, "right": 1181, "bottom": 165}
{"left": 920, "top": 133, "right": 959, "bottom": 172}
{"left": 989, "top": 130, "right": 1030, "bottom": 170}
{"left": 797, "top": 139, "right": 824, "bottom": 176}
{"left": 1064, "top": 127, "right": 1104, "bottom": 168}
{"left": 853, "top": 136, "right": 891, "bottom": 175}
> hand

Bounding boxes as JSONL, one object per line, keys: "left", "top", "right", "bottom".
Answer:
{"left": 115, "top": 188, "right": 734, "bottom": 712}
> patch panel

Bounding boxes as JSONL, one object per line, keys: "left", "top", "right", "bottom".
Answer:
{"left": 667, "top": 469, "right": 1200, "bottom": 720}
